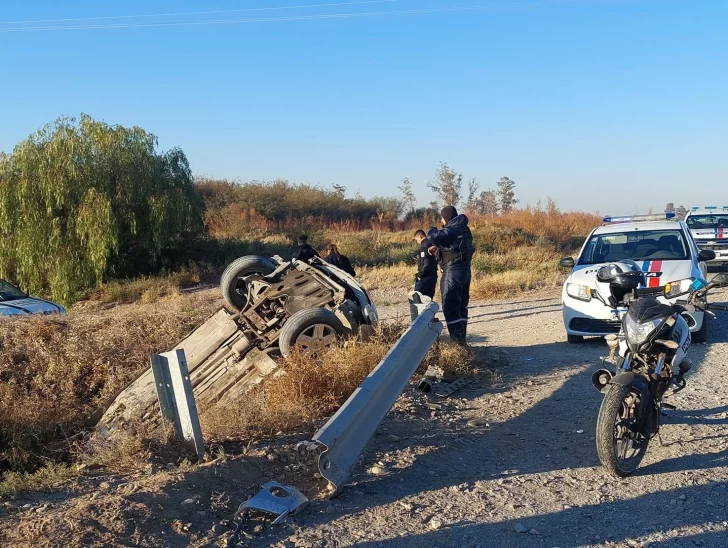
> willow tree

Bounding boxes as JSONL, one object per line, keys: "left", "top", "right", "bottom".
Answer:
{"left": 0, "top": 115, "right": 202, "bottom": 303}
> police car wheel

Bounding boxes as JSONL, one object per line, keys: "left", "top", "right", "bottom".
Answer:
{"left": 220, "top": 255, "right": 276, "bottom": 311}
{"left": 692, "top": 314, "right": 708, "bottom": 344}
{"left": 567, "top": 334, "right": 584, "bottom": 344}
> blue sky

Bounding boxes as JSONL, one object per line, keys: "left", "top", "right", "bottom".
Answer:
{"left": 1, "top": 0, "right": 726, "bottom": 214}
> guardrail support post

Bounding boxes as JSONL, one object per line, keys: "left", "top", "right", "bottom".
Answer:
{"left": 151, "top": 349, "right": 205, "bottom": 461}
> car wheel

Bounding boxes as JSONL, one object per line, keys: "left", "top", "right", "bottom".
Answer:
{"left": 692, "top": 313, "right": 708, "bottom": 344}
{"left": 279, "top": 308, "right": 345, "bottom": 357}
{"left": 567, "top": 334, "right": 584, "bottom": 344}
{"left": 220, "top": 255, "right": 276, "bottom": 311}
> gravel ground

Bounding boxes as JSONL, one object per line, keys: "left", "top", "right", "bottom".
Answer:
{"left": 257, "top": 289, "right": 728, "bottom": 548}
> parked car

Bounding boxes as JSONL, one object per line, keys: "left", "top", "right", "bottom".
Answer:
{"left": 0, "top": 280, "right": 66, "bottom": 317}
{"left": 219, "top": 254, "right": 378, "bottom": 357}
{"left": 560, "top": 213, "right": 714, "bottom": 343}
{"left": 684, "top": 206, "right": 728, "bottom": 263}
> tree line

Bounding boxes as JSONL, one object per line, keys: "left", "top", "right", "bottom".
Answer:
{"left": 0, "top": 115, "right": 540, "bottom": 302}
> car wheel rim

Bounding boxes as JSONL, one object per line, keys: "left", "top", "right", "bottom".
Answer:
{"left": 295, "top": 324, "right": 338, "bottom": 352}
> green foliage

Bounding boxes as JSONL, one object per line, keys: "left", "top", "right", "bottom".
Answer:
{"left": 0, "top": 115, "right": 202, "bottom": 303}
{"left": 496, "top": 176, "right": 518, "bottom": 213}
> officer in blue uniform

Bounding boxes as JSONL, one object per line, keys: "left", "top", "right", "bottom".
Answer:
{"left": 413, "top": 229, "right": 438, "bottom": 299}
{"left": 427, "top": 206, "right": 475, "bottom": 344}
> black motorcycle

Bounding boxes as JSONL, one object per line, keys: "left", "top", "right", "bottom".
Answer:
{"left": 592, "top": 269, "right": 728, "bottom": 477}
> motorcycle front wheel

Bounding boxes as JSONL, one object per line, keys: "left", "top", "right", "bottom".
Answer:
{"left": 596, "top": 384, "right": 650, "bottom": 477}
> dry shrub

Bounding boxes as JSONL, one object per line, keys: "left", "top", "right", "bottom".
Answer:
{"left": 0, "top": 294, "right": 219, "bottom": 473}
{"left": 92, "top": 268, "right": 202, "bottom": 304}
{"left": 202, "top": 327, "right": 405, "bottom": 441}
{"left": 0, "top": 463, "right": 77, "bottom": 497}
{"left": 422, "top": 340, "right": 478, "bottom": 378}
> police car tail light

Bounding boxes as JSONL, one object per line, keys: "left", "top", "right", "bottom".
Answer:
{"left": 566, "top": 283, "right": 591, "bottom": 302}
{"left": 602, "top": 213, "right": 676, "bottom": 224}
{"left": 664, "top": 278, "right": 694, "bottom": 298}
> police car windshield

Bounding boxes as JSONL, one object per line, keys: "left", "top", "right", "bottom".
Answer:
{"left": 0, "top": 280, "right": 25, "bottom": 301}
{"left": 578, "top": 230, "right": 689, "bottom": 265}
{"left": 686, "top": 214, "right": 728, "bottom": 229}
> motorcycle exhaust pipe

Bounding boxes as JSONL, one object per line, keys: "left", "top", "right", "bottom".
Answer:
{"left": 591, "top": 368, "right": 614, "bottom": 393}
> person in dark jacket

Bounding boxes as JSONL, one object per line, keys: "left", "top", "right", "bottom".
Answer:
{"left": 293, "top": 235, "right": 320, "bottom": 262}
{"left": 324, "top": 244, "right": 356, "bottom": 277}
{"left": 413, "top": 229, "right": 437, "bottom": 299}
{"left": 427, "top": 206, "right": 475, "bottom": 344}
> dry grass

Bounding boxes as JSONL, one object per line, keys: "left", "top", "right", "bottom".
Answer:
{"left": 0, "top": 292, "right": 220, "bottom": 475}
{"left": 90, "top": 268, "right": 203, "bottom": 304}
{"left": 200, "top": 326, "right": 477, "bottom": 442}
{"left": 359, "top": 245, "right": 564, "bottom": 300}
{"left": 0, "top": 463, "right": 77, "bottom": 497}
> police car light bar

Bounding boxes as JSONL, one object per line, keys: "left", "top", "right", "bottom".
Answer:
{"left": 602, "top": 212, "right": 676, "bottom": 224}
{"left": 691, "top": 206, "right": 728, "bottom": 210}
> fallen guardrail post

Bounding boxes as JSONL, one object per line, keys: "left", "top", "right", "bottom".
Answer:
{"left": 312, "top": 301, "right": 442, "bottom": 497}
{"left": 151, "top": 349, "right": 205, "bottom": 461}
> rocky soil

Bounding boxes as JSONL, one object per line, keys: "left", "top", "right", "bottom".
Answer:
{"left": 2, "top": 288, "right": 727, "bottom": 547}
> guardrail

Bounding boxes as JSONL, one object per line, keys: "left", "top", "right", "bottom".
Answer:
{"left": 312, "top": 300, "right": 442, "bottom": 497}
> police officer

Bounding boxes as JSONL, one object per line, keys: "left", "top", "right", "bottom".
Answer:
{"left": 324, "top": 244, "right": 356, "bottom": 277}
{"left": 413, "top": 229, "right": 437, "bottom": 299}
{"left": 427, "top": 206, "right": 475, "bottom": 344}
{"left": 293, "top": 234, "right": 320, "bottom": 262}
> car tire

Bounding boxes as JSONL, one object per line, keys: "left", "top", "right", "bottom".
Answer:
{"left": 279, "top": 308, "right": 345, "bottom": 357}
{"left": 567, "top": 334, "right": 584, "bottom": 344}
{"left": 220, "top": 255, "right": 276, "bottom": 311}
{"left": 692, "top": 313, "right": 708, "bottom": 344}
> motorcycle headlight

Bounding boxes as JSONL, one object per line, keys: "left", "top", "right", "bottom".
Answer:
{"left": 664, "top": 278, "right": 694, "bottom": 299}
{"left": 566, "top": 283, "right": 592, "bottom": 302}
{"left": 624, "top": 315, "right": 661, "bottom": 346}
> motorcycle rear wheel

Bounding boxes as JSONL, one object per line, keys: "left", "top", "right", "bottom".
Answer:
{"left": 596, "top": 384, "right": 650, "bottom": 477}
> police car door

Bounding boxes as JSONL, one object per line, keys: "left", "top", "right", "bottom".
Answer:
{"left": 685, "top": 225, "right": 707, "bottom": 279}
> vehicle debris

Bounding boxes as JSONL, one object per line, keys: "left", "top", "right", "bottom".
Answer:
{"left": 226, "top": 482, "right": 308, "bottom": 547}
{"left": 435, "top": 378, "right": 473, "bottom": 398}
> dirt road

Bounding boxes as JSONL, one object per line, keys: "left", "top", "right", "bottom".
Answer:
{"left": 259, "top": 291, "right": 728, "bottom": 548}
{"left": 2, "top": 289, "right": 727, "bottom": 547}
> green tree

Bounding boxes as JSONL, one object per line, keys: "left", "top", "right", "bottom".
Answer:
{"left": 398, "top": 177, "right": 416, "bottom": 214}
{"left": 0, "top": 115, "right": 202, "bottom": 303}
{"left": 427, "top": 162, "right": 463, "bottom": 208}
{"left": 465, "top": 178, "right": 480, "bottom": 214}
{"left": 478, "top": 190, "right": 499, "bottom": 216}
{"left": 496, "top": 176, "right": 518, "bottom": 213}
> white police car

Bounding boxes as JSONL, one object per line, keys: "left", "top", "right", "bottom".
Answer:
{"left": 685, "top": 206, "right": 728, "bottom": 263}
{"left": 560, "top": 213, "right": 713, "bottom": 343}
{"left": 0, "top": 279, "right": 66, "bottom": 317}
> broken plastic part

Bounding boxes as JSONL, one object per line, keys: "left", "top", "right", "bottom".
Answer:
{"left": 234, "top": 481, "right": 308, "bottom": 526}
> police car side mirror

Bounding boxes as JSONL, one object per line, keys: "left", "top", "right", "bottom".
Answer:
{"left": 698, "top": 249, "right": 716, "bottom": 262}
{"left": 559, "top": 257, "right": 575, "bottom": 270}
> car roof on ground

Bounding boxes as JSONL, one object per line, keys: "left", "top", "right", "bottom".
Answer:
{"left": 592, "top": 221, "right": 685, "bottom": 235}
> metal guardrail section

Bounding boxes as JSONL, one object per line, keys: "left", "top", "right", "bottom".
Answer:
{"left": 151, "top": 349, "right": 206, "bottom": 461}
{"left": 312, "top": 301, "right": 442, "bottom": 497}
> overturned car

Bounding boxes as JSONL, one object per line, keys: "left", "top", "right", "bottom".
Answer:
{"left": 219, "top": 255, "right": 378, "bottom": 357}
{"left": 96, "top": 255, "right": 378, "bottom": 428}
